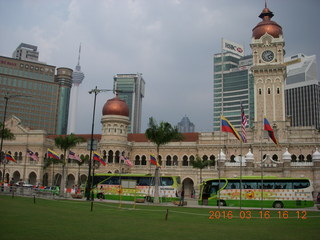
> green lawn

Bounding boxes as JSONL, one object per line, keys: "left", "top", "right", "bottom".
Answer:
{"left": 0, "top": 195, "right": 319, "bottom": 240}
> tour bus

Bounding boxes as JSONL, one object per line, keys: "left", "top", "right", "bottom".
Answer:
{"left": 199, "top": 176, "right": 314, "bottom": 208}
{"left": 89, "top": 173, "right": 181, "bottom": 202}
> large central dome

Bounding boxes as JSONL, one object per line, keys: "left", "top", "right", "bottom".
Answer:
{"left": 252, "top": 7, "right": 282, "bottom": 39}
{"left": 102, "top": 95, "right": 129, "bottom": 117}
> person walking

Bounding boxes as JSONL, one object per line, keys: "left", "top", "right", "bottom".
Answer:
{"left": 179, "top": 189, "right": 185, "bottom": 206}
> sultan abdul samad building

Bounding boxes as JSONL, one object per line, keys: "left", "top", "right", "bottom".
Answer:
{"left": 1, "top": 5, "right": 320, "bottom": 200}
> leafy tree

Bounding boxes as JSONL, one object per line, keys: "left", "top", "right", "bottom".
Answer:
{"left": 191, "top": 155, "right": 210, "bottom": 184}
{"left": 54, "top": 134, "right": 85, "bottom": 196}
{"left": 145, "top": 117, "right": 183, "bottom": 203}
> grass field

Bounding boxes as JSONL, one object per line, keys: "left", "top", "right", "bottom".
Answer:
{"left": 0, "top": 195, "right": 319, "bottom": 240}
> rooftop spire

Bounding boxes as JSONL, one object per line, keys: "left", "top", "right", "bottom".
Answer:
{"left": 77, "top": 43, "right": 81, "bottom": 66}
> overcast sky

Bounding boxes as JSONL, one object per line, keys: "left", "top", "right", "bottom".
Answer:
{"left": 1, "top": 0, "right": 319, "bottom": 134}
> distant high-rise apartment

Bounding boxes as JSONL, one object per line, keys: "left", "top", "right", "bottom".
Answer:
{"left": 285, "top": 54, "right": 320, "bottom": 129}
{"left": 12, "top": 43, "right": 39, "bottom": 62}
{"left": 0, "top": 44, "right": 72, "bottom": 134}
{"left": 213, "top": 39, "right": 254, "bottom": 131}
{"left": 177, "top": 115, "right": 195, "bottom": 133}
{"left": 113, "top": 73, "right": 145, "bottom": 133}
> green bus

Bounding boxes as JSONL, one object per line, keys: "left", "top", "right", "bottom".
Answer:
{"left": 199, "top": 176, "right": 314, "bottom": 208}
{"left": 90, "top": 173, "right": 181, "bottom": 202}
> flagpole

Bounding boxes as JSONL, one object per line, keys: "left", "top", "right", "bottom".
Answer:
{"left": 23, "top": 135, "right": 29, "bottom": 182}
{"left": 239, "top": 101, "right": 243, "bottom": 210}
{"left": 261, "top": 114, "right": 264, "bottom": 210}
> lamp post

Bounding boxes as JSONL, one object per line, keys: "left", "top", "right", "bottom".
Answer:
{"left": 85, "top": 87, "right": 132, "bottom": 200}
{"left": 85, "top": 87, "right": 113, "bottom": 200}
{"left": 0, "top": 92, "right": 30, "bottom": 182}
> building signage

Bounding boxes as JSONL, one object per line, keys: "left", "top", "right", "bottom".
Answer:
{"left": 222, "top": 39, "right": 244, "bottom": 56}
{"left": 0, "top": 59, "right": 17, "bottom": 66}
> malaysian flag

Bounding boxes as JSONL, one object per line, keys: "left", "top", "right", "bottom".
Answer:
{"left": 120, "top": 155, "right": 133, "bottom": 167}
{"left": 241, "top": 104, "right": 248, "bottom": 143}
{"left": 68, "top": 150, "right": 82, "bottom": 162}
{"left": 26, "top": 149, "right": 39, "bottom": 161}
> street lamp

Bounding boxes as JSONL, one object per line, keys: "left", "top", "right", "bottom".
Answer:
{"left": 85, "top": 87, "right": 113, "bottom": 200}
{"left": 0, "top": 92, "right": 30, "bottom": 182}
{"left": 85, "top": 87, "right": 132, "bottom": 200}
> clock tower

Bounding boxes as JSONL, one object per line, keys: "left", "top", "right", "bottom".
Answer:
{"left": 250, "top": 5, "right": 286, "bottom": 130}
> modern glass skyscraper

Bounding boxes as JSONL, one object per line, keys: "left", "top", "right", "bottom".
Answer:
{"left": 113, "top": 73, "right": 145, "bottom": 133}
{"left": 0, "top": 54, "right": 72, "bottom": 135}
{"left": 177, "top": 115, "right": 195, "bottom": 133}
{"left": 285, "top": 54, "right": 320, "bottom": 129}
{"left": 213, "top": 51, "right": 254, "bottom": 131}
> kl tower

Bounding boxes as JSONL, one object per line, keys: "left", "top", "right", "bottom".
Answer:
{"left": 68, "top": 44, "right": 85, "bottom": 133}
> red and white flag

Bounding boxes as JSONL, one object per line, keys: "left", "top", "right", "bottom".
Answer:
{"left": 26, "top": 149, "right": 39, "bottom": 161}
{"left": 68, "top": 151, "right": 82, "bottom": 162}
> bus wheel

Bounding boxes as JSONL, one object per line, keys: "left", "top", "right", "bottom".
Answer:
{"left": 218, "top": 200, "right": 226, "bottom": 206}
{"left": 273, "top": 201, "right": 283, "bottom": 208}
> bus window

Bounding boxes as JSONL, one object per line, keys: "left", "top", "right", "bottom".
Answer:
{"left": 226, "top": 181, "right": 239, "bottom": 189}
{"left": 104, "top": 176, "right": 120, "bottom": 185}
{"left": 263, "top": 182, "right": 274, "bottom": 189}
{"left": 161, "top": 177, "right": 173, "bottom": 186}
{"left": 138, "top": 177, "right": 151, "bottom": 186}
{"left": 203, "top": 180, "right": 225, "bottom": 196}
{"left": 243, "top": 181, "right": 257, "bottom": 189}
{"left": 274, "top": 181, "right": 290, "bottom": 189}
{"left": 293, "top": 180, "right": 310, "bottom": 189}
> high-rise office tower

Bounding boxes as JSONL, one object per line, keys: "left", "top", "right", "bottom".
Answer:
{"left": 285, "top": 54, "right": 320, "bottom": 129}
{"left": 12, "top": 43, "right": 39, "bottom": 62}
{"left": 0, "top": 44, "right": 72, "bottom": 134}
{"left": 68, "top": 45, "right": 85, "bottom": 134}
{"left": 113, "top": 73, "right": 145, "bottom": 133}
{"left": 213, "top": 39, "right": 253, "bottom": 131}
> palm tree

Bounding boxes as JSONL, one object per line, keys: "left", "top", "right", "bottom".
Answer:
{"left": 0, "top": 122, "right": 15, "bottom": 161}
{"left": 54, "top": 134, "right": 85, "bottom": 196}
{"left": 145, "top": 117, "right": 183, "bottom": 203}
{"left": 191, "top": 155, "right": 210, "bottom": 184}
{"left": 0, "top": 122, "right": 15, "bottom": 140}
{"left": 44, "top": 157, "right": 62, "bottom": 186}
{"left": 76, "top": 155, "right": 89, "bottom": 186}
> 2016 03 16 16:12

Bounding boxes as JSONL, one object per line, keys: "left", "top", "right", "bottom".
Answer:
{"left": 208, "top": 210, "right": 308, "bottom": 220}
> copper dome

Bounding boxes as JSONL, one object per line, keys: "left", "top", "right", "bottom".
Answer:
{"left": 102, "top": 95, "right": 129, "bottom": 117}
{"left": 252, "top": 7, "right": 282, "bottom": 39}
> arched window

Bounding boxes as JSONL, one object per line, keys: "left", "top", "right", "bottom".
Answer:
{"left": 291, "top": 154, "right": 297, "bottom": 162}
{"left": 210, "top": 155, "right": 215, "bottom": 166}
{"left": 306, "top": 154, "right": 312, "bottom": 162}
{"left": 182, "top": 156, "right": 188, "bottom": 166}
{"left": 277, "top": 87, "right": 280, "bottom": 94}
{"left": 141, "top": 155, "right": 146, "bottom": 165}
{"left": 166, "top": 156, "right": 172, "bottom": 166}
{"left": 14, "top": 152, "right": 18, "bottom": 161}
{"left": 18, "top": 152, "right": 23, "bottom": 161}
{"left": 202, "top": 155, "right": 208, "bottom": 162}
{"left": 135, "top": 155, "right": 140, "bottom": 165}
{"left": 173, "top": 155, "right": 178, "bottom": 166}
{"left": 108, "top": 150, "right": 113, "bottom": 163}
{"left": 259, "top": 89, "right": 262, "bottom": 95}
{"left": 189, "top": 155, "right": 195, "bottom": 164}
{"left": 298, "top": 154, "right": 305, "bottom": 162}
{"left": 267, "top": 88, "right": 271, "bottom": 94}
{"left": 115, "top": 151, "right": 120, "bottom": 163}
{"left": 230, "top": 155, "right": 236, "bottom": 162}
{"left": 272, "top": 154, "right": 278, "bottom": 161}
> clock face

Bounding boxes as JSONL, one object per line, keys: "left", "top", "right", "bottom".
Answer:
{"left": 262, "top": 50, "right": 274, "bottom": 62}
